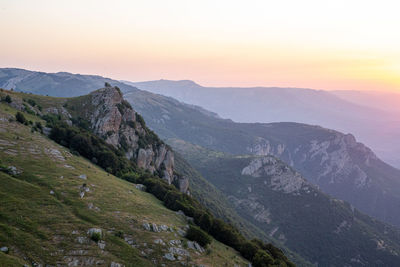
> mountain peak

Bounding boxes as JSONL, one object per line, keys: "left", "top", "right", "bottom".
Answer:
{"left": 150, "top": 79, "right": 201, "bottom": 88}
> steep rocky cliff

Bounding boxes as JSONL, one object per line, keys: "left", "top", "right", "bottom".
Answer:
{"left": 242, "top": 124, "right": 400, "bottom": 228}
{"left": 169, "top": 139, "right": 400, "bottom": 266}
{"left": 62, "top": 86, "right": 189, "bottom": 193}
{"left": 6, "top": 85, "right": 190, "bottom": 193}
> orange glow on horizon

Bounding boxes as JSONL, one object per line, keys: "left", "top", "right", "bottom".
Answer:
{"left": 0, "top": 0, "right": 399, "bottom": 92}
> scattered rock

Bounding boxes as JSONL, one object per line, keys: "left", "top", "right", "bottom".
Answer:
{"left": 50, "top": 190, "right": 55, "bottom": 195}
{"left": 80, "top": 184, "right": 90, "bottom": 198}
{"left": 0, "top": 246, "right": 9, "bottom": 253}
{"left": 68, "top": 249, "right": 88, "bottom": 255}
{"left": 159, "top": 224, "right": 168, "bottom": 231}
{"left": 135, "top": 184, "right": 146, "bottom": 191}
{"left": 98, "top": 240, "right": 106, "bottom": 250}
{"left": 187, "top": 241, "right": 196, "bottom": 250}
{"left": 124, "top": 236, "right": 136, "bottom": 246}
{"left": 154, "top": 239, "right": 165, "bottom": 246}
{"left": 79, "top": 174, "right": 87, "bottom": 180}
{"left": 76, "top": 236, "right": 89, "bottom": 244}
{"left": 63, "top": 164, "right": 75, "bottom": 169}
{"left": 169, "top": 240, "right": 182, "bottom": 246}
{"left": 7, "top": 166, "right": 21, "bottom": 175}
{"left": 163, "top": 253, "right": 176, "bottom": 261}
{"left": 142, "top": 222, "right": 151, "bottom": 231}
{"left": 44, "top": 147, "right": 65, "bottom": 161}
{"left": 87, "top": 228, "right": 102, "bottom": 237}
{"left": 177, "top": 228, "right": 186, "bottom": 236}
{"left": 193, "top": 242, "right": 205, "bottom": 253}
{"left": 110, "top": 262, "right": 123, "bottom": 267}
{"left": 169, "top": 247, "right": 189, "bottom": 256}
{"left": 87, "top": 202, "right": 100, "bottom": 211}
{"left": 151, "top": 223, "right": 160, "bottom": 232}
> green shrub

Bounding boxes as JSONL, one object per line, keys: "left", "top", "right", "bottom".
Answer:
{"left": 27, "top": 98, "right": 36, "bottom": 106}
{"left": 35, "top": 121, "right": 43, "bottom": 131}
{"left": 185, "top": 225, "right": 212, "bottom": 247}
{"left": 90, "top": 232, "right": 101, "bottom": 243}
{"left": 253, "top": 250, "right": 274, "bottom": 267}
{"left": 15, "top": 112, "right": 27, "bottom": 124}
{"left": 4, "top": 95, "right": 12, "bottom": 103}
{"left": 115, "top": 230, "right": 124, "bottom": 238}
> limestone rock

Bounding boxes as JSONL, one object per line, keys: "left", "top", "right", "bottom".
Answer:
{"left": 163, "top": 253, "right": 175, "bottom": 261}
{"left": 70, "top": 86, "right": 188, "bottom": 193}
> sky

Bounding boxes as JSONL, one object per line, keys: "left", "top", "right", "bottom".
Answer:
{"left": 0, "top": 0, "right": 399, "bottom": 91}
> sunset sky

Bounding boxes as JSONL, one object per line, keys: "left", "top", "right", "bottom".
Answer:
{"left": 1, "top": 0, "right": 399, "bottom": 91}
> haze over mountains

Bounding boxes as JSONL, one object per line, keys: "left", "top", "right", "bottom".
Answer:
{"left": 126, "top": 79, "right": 400, "bottom": 169}
{"left": 2, "top": 67, "right": 400, "bottom": 265}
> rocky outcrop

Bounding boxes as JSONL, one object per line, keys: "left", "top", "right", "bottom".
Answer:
{"left": 246, "top": 128, "right": 400, "bottom": 228}
{"left": 248, "top": 132, "right": 378, "bottom": 191}
{"left": 242, "top": 156, "right": 306, "bottom": 194}
{"left": 67, "top": 86, "right": 188, "bottom": 193}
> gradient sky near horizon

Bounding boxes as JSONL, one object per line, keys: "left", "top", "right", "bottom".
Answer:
{"left": 1, "top": 0, "right": 399, "bottom": 91}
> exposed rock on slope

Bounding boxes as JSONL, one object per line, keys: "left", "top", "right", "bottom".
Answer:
{"left": 121, "top": 88, "right": 400, "bottom": 228}
{"left": 243, "top": 124, "right": 400, "bottom": 228}
{"left": 169, "top": 140, "right": 400, "bottom": 266}
{"left": 65, "top": 86, "right": 188, "bottom": 193}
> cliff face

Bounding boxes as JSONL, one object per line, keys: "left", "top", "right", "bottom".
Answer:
{"left": 66, "top": 86, "right": 188, "bottom": 193}
{"left": 170, "top": 141, "right": 400, "bottom": 267}
{"left": 244, "top": 127, "right": 400, "bottom": 227}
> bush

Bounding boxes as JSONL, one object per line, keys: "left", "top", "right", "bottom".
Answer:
{"left": 115, "top": 230, "right": 124, "bottom": 238}
{"left": 253, "top": 250, "right": 274, "bottom": 267}
{"left": 27, "top": 99, "right": 36, "bottom": 106}
{"left": 35, "top": 121, "right": 43, "bottom": 131}
{"left": 15, "top": 112, "right": 27, "bottom": 124}
{"left": 4, "top": 95, "right": 12, "bottom": 103}
{"left": 240, "top": 241, "right": 260, "bottom": 261}
{"left": 90, "top": 232, "right": 101, "bottom": 243}
{"left": 185, "top": 225, "right": 212, "bottom": 247}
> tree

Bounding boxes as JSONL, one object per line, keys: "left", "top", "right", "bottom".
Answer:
{"left": 253, "top": 250, "right": 274, "bottom": 267}
{"left": 185, "top": 225, "right": 212, "bottom": 247}
{"left": 15, "top": 112, "right": 27, "bottom": 124}
{"left": 4, "top": 95, "right": 12, "bottom": 103}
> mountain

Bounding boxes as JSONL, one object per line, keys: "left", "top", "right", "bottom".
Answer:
{"left": 0, "top": 87, "right": 293, "bottom": 266}
{"left": 0, "top": 90, "right": 255, "bottom": 266}
{"left": 125, "top": 79, "right": 400, "bottom": 168}
{"left": 0, "top": 68, "right": 134, "bottom": 97}
{"left": 2, "top": 68, "right": 400, "bottom": 265}
{"left": 169, "top": 138, "right": 400, "bottom": 266}
{"left": 121, "top": 88, "right": 400, "bottom": 229}
{"left": 331, "top": 90, "right": 400, "bottom": 114}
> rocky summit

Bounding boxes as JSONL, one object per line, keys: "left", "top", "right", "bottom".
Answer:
{"left": 65, "top": 86, "right": 189, "bottom": 193}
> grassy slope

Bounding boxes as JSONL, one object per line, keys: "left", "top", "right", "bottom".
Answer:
{"left": 0, "top": 102, "right": 249, "bottom": 266}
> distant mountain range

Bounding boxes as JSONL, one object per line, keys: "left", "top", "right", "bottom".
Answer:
{"left": 2, "top": 67, "right": 400, "bottom": 265}
{"left": 125, "top": 79, "right": 400, "bottom": 169}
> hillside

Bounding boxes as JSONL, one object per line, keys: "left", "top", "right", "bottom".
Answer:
{"left": 117, "top": 89, "right": 400, "bottom": 229}
{"left": 0, "top": 89, "right": 293, "bottom": 266}
{"left": 0, "top": 102, "right": 249, "bottom": 266}
{"left": 169, "top": 138, "right": 400, "bottom": 266}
